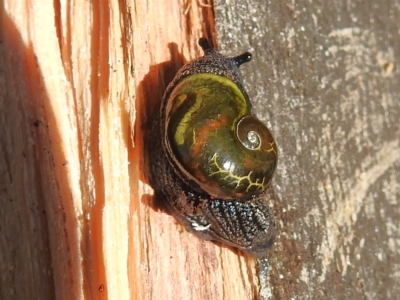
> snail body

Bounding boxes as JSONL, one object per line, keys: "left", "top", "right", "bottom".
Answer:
{"left": 148, "top": 38, "right": 278, "bottom": 258}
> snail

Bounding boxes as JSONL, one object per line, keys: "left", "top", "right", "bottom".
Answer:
{"left": 147, "top": 38, "right": 278, "bottom": 258}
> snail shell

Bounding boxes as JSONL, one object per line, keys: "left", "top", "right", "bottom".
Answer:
{"left": 148, "top": 38, "right": 278, "bottom": 258}
{"left": 163, "top": 39, "right": 277, "bottom": 200}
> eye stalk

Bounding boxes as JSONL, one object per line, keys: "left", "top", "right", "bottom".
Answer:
{"left": 198, "top": 37, "right": 215, "bottom": 54}
{"left": 233, "top": 52, "right": 252, "bottom": 66}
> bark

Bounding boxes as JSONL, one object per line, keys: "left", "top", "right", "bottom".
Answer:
{"left": 214, "top": 0, "right": 400, "bottom": 298}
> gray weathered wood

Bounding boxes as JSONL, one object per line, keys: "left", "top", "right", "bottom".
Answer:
{"left": 214, "top": 0, "right": 400, "bottom": 298}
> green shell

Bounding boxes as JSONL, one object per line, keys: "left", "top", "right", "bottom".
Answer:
{"left": 165, "top": 73, "right": 277, "bottom": 199}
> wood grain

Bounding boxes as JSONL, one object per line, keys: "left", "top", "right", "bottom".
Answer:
{"left": 0, "top": 0, "right": 263, "bottom": 299}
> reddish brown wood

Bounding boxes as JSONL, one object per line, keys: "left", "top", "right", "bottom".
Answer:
{"left": 0, "top": 1, "right": 260, "bottom": 299}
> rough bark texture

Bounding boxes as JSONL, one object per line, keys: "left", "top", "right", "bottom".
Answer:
{"left": 214, "top": 0, "right": 400, "bottom": 299}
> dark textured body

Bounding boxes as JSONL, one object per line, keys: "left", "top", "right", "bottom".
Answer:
{"left": 147, "top": 39, "right": 276, "bottom": 258}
